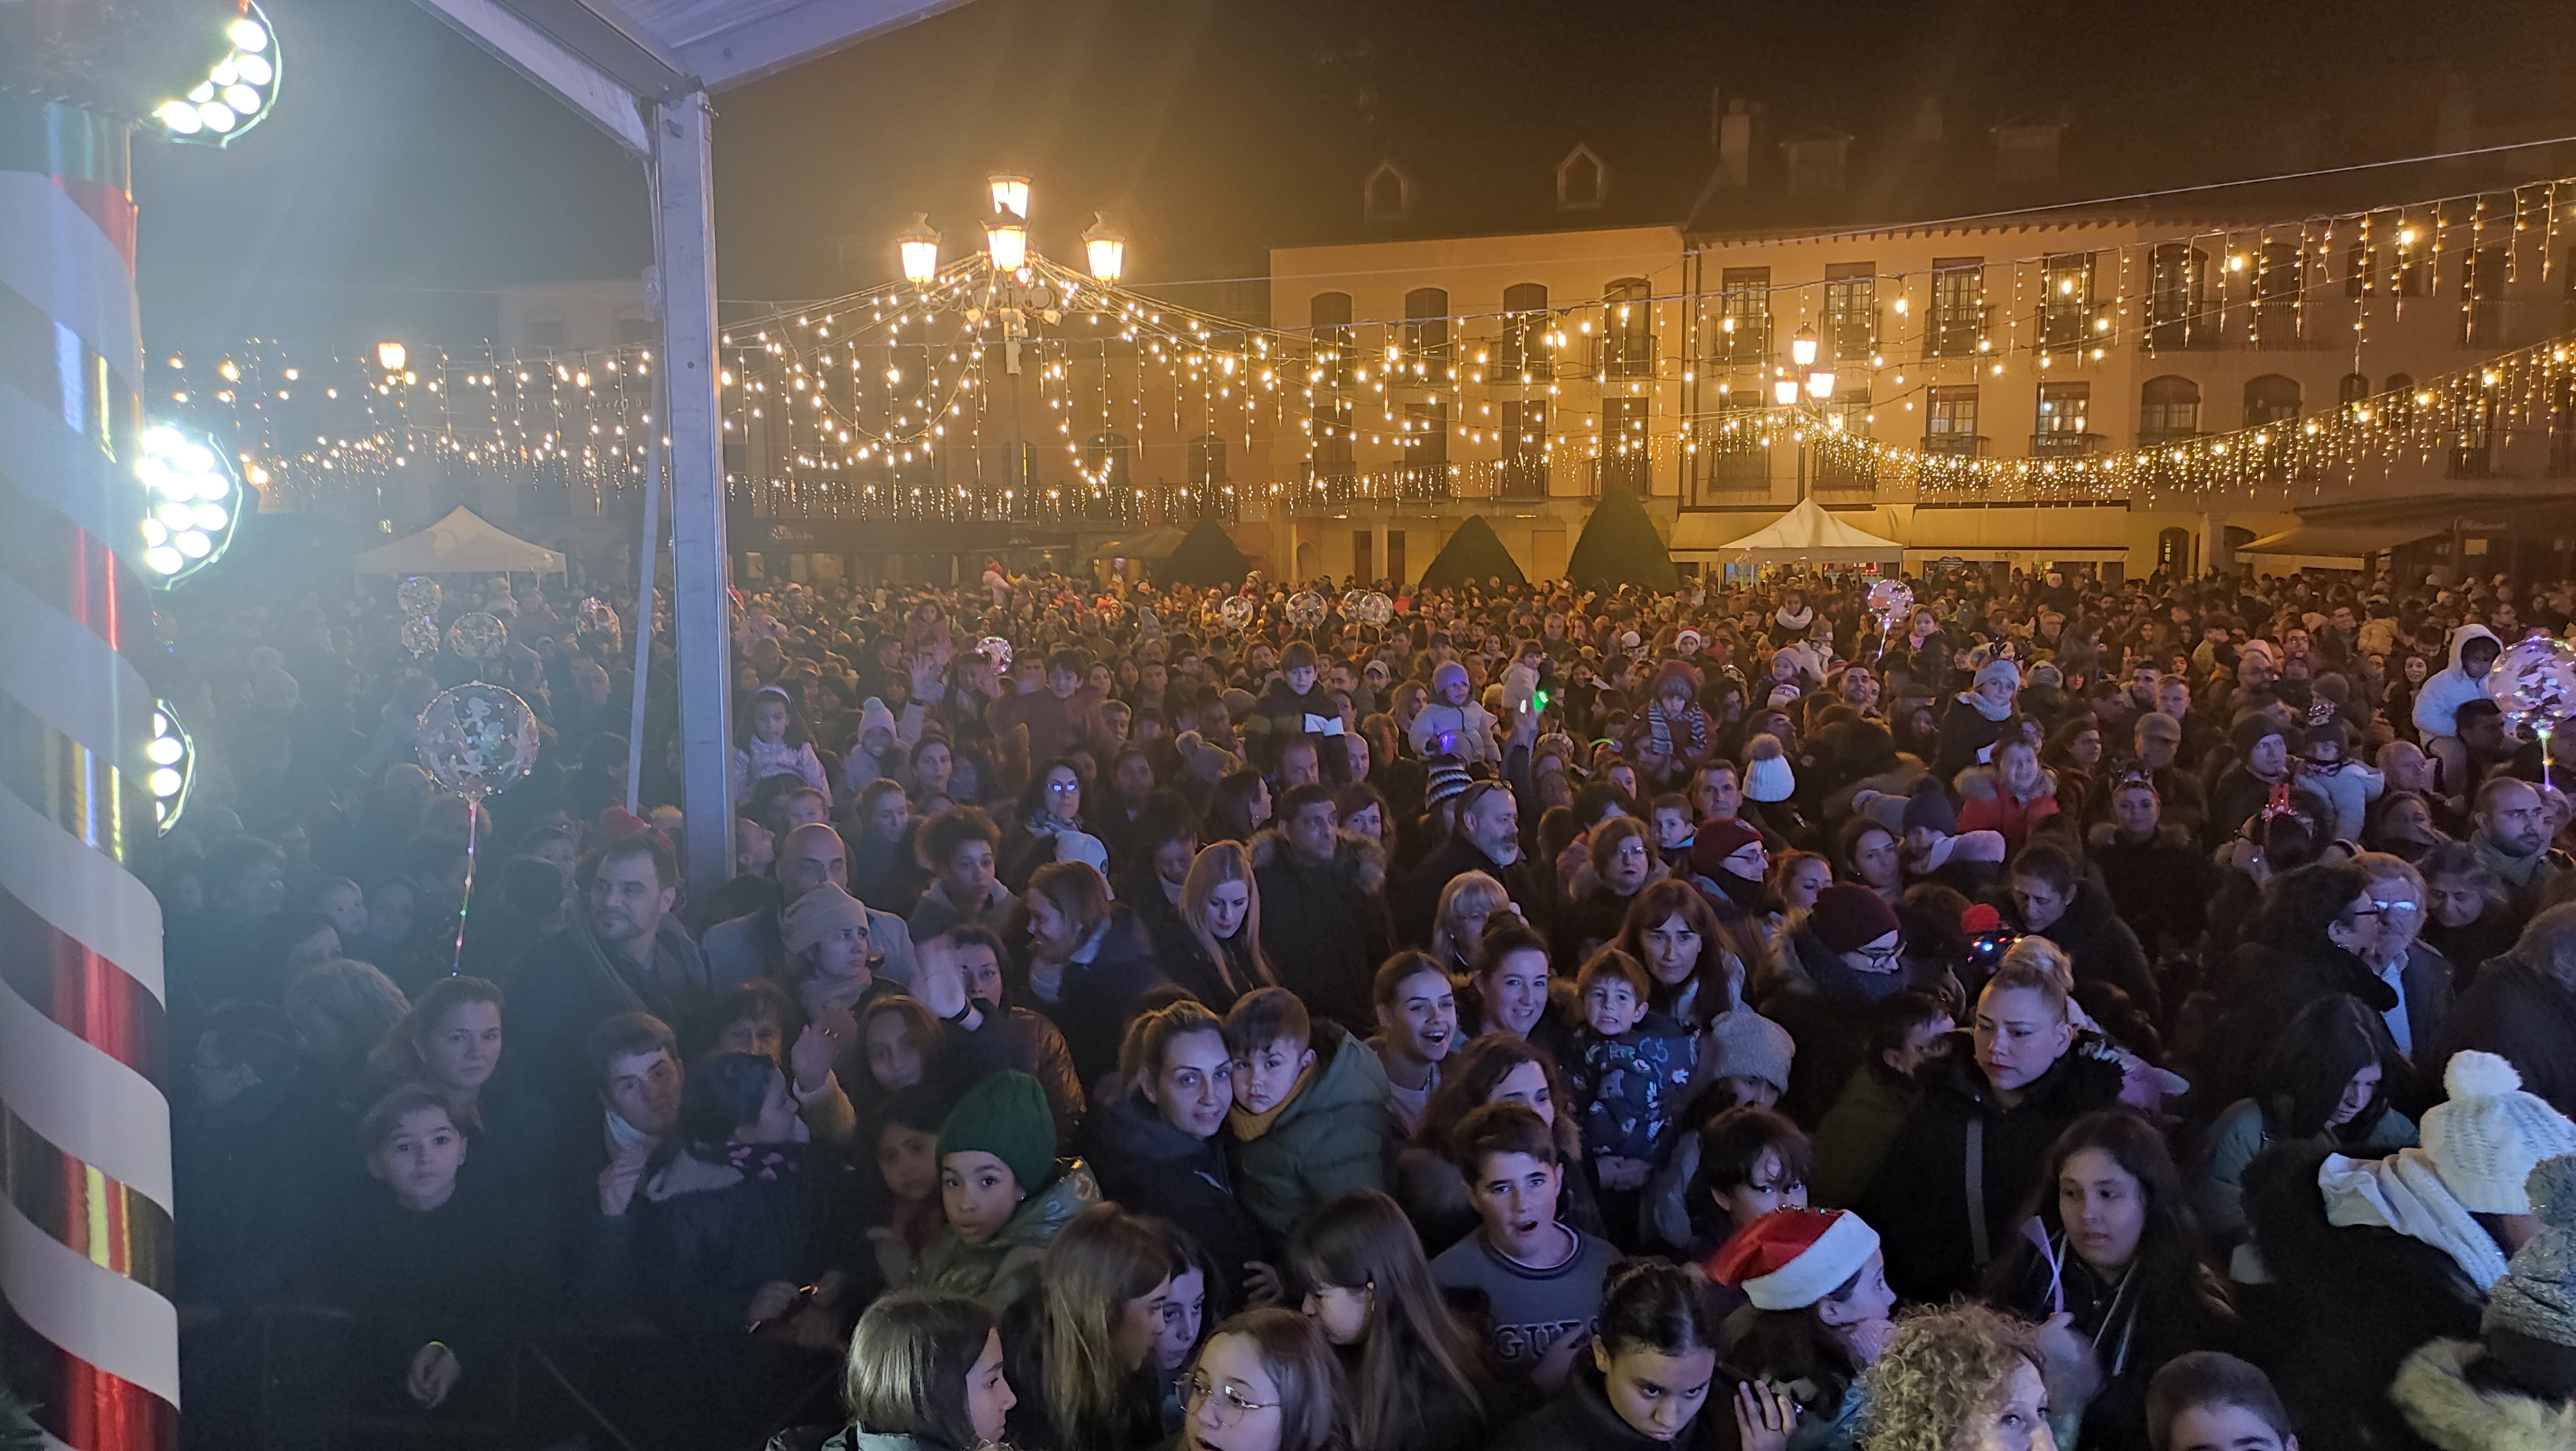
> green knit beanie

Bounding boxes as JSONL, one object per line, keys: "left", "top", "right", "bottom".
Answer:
{"left": 936, "top": 1070, "right": 1056, "bottom": 1192}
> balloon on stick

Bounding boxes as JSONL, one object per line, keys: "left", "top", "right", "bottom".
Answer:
{"left": 416, "top": 682, "right": 540, "bottom": 976}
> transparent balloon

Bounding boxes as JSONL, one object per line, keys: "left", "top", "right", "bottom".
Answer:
{"left": 1357, "top": 592, "right": 1395, "bottom": 627}
{"left": 575, "top": 597, "right": 620, "bottom": 638}
{"left": 978, "top": 636, "right": 1014, "bottom": 673}
{"left": 445, "top": 611, "right": 508, "bottom": 663}
{"left": 2487, "top": 636, "right": 2576, "bottom": 729}
{"left": 398, "top": 576, "right": 442, "bottom": 617}
{"left": 1866, "top": 579, "right": 1913, "bottom": 617}
{"left": 1286, "top": 591, "right": 1326, "bottom": 628}
{"left": 415, "top": 683, "right": 540, "bottom": 799}
{"left": 1218, "top": 596, "right": 1256, "bottom": 631}
{"left": 399, "top": 615, "right": 440, "bottom": 658}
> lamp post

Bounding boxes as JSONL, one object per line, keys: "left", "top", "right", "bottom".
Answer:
{"left": 1777, "top": 325, "right": 1839, "bottom": 501}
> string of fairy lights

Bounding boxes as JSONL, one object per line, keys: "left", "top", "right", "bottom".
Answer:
{"left": 162, "top": 170, "right": 2576, "bottom": 524}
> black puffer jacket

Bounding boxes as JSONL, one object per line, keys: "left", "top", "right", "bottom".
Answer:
{"left": 1035, "top": 907, "right": 1173, "bottom": 1091}
{"left": 1081, "top": 1089, "right": 1274, "bottom": 1288}
{"left": 1250, "top": 827, "right": 1394, "bottom": 1033}
{"left": 1858, "top": 1029, "right": 2128, "bottom": 1303}
{"left": 2240, "top": 1141, "right": 2480, "bottom": 1451}
{"left": 2006, "top": 875, "right": 2163, "bottom": 1021}
{"left": 2086, "top": 821, "right": 2211, "bottom": 961}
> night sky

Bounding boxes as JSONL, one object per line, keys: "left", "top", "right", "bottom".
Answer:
{"left": 134, "top": 0, "right": 2576, "bottom": 353}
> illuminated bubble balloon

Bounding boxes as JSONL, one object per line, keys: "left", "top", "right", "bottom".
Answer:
{"left": 978, "top": 636, "right": 1014, "bottom": 673}
{"left": 1218, "top": 596, "right": 1255, "bottom": 631}
{"left": 2488, "top": 636, "right": 2576, "bottom": 730}
{"left": 415, "top": 683, "right": 539, "bottom": 799}
{"left": 398, "top": 576, "right": 442, "bottom": 617}
{"left": 576, "top": 597, "right": 619, "bottom": 637}
{"left": 445, "top": 611, "right": 508, "bottom": 663}
{"left": 1866, "top": 579, "right": 1913, "bottom": 617}
{"left": 1286, "top": 591, "right": 1326, "bottom": 628}
{"left": 1357, "top": 592, "right": 1395, "bottom": 627}
{"left": 399, "top": 615, "right": 440, "bottom": 658}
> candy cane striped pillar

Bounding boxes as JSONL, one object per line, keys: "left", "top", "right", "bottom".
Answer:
{"left": 0, "top": 94, "right": 178, "bottom": 1451}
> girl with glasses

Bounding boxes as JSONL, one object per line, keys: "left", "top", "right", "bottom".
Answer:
{"left": 1179, "top": 1307, "right": 1343, "bottom": 1451}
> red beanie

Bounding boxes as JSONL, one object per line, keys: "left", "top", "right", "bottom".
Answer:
{"left": 1711, "top": 1208, "right": 1881, "bottom": 1311}
{"left": 1809, "top": 883, "right": 1901, "bottom": 954}
{"left": 1690, "top": 819, "right": 1765, "bottom": 879}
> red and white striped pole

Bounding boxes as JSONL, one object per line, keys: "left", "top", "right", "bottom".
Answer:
{"left": 0, "top": 7, "right": 240, "bottom": 1447}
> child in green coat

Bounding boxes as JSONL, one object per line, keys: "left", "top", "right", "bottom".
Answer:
{"left": 1224, "top": 987, "right": 1396, "bottom": 1242}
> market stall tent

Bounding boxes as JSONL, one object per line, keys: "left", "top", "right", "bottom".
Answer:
{"left": 354, "top": 506, "right": 567, "bottom": 574}
{"left": 1692, "top": 497, "right": 1905, "bottom": 564}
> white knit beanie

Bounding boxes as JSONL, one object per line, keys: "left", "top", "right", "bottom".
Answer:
{"left": 2426, "top": 1051, "right": 2576, "bottom": 1215}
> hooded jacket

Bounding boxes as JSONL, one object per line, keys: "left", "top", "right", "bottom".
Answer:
{"left": 1082, "top": 1089, "right": 1273, "bottom": 1276}
{"left": 1227, "top": 1021, "right": 1397, "bottom": 1240}
{"left": 2392, "top": 1339, "right": 2576, "bottom": 1451}
{"left": 2415, "top": 624, "right": 2502, "bottom": 739}
{"left": 908, "top": 1158, "right": 1101, "bottom": 1309}
{"left": 1250, "top": 827, "right": 1395, "bottom": 1033}
{"left": 1858, "top": 1029, "right": 2129, "bottom": 1303}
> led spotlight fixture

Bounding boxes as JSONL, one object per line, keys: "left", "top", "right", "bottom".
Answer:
{"left": 155, "top": 2, "right": 280, "bottom": 145}
{"left": 148, "top": 703, "right": 195, "bottom": 835}
{"left": 137, "top": 423, "right": 242, "bottom": 586}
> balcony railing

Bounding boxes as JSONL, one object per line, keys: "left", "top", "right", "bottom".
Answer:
{"left": 1923, "top": 432, "right": 1988, "bottom": 457}
{"left": 2030, "top": 431, "right": 2106, "bottom": 457}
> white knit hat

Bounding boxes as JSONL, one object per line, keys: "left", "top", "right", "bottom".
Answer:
{"left": 2426, "top": 1051, "right": 2576, "bottom": 1215}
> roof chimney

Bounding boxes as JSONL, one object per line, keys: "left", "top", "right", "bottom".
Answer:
{"left": 1719, "top": 99, "right": 1758, "bottom": 188}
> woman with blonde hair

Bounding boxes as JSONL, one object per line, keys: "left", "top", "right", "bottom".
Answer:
{"left": 1000, "top": 1202, "right": 1177, "bottom": 1451}
{"left": 1430, "top": 871, "right": 1515, "bottom": 975}
{"left": 1154, "top": 841, "right": 1275, "bottom": 1014}
{"left": 1852, "top": 1303, "right": 2063, "bottom": 1451}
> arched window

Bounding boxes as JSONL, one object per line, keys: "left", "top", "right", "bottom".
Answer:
{"left": 2337, "top": 373, "right": 2369, "bottom": 411}
{"left": 1555, "top": 145, "right": 1607, "bottom": 210}
{"left": 2156, "top": 527, "right": 2194, "bottom": 573}
{"left": 1496, "top": 281, "right": 1550, "bottom": 379}
{"left": 1403, "top": 287, "right": 1449, "bottom": 374}
{"left": 2139, "top": 376, "right": 2200, "bottom": 444}
{"left": 2244, "top": 374, "right": 2300, "bottom": 429}
{"left": 1601, "top": 277, "right": 1652, "bottom": 378}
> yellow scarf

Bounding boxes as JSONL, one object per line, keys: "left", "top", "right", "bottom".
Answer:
{"left": 1226, "top": 1062, "right": 1316, "bottom": 1142}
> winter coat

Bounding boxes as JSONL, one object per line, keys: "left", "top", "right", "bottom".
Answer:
{"left": 2194, "top": 1095, "right": 2418, "bottom": 1241}
{"left": 2007, "top": 877, "right": 2163, "bottom": 1021}
{"left": 1084, "top": 1090, "right": 1274, "bottom": 1277}
{"left": 1148, "top": 907, "right": 1266, "bottom": 1015}
{"left": 1932, "top": 697, "right": 2015, "bottom": 778}
{"left": 623, "top": 1145, "right": 839, "bottom": 1336}
{"left": 2086, "top": 821, "right": 2212, "bottom": 960}
{"left": 2201, "top": 938, "right": 2399, "bottom": 1112}
{"left": 905, "top": 878, "right": 1019, "bottom": 943}
{"left": 1955, "top": 765, "right": 2063, "bottom": 858}
{"left": 1568, "top": 1011, "right": 1698, "bottom": 1164}
{"left": 1250, "top": 827, "right": 1395, "bottom": 1033}
{"left": 2434, "top": 957, "right": 2576, "bottom": 1119}
{"left": 1988, "top": 1228, "right": 2239, "bottom": 1451}
{"left": 908, "top": 1158, "right": 1101, "bottom": 1309}
{"left": 309, "top": 1174, "right": 555, "bottom": 1404}
{"left": 1858, "top": 1030, "right": 2128, "bottom": 1303}
{"left": 1809, "top": 1061, "right": 1920, "bottom": 1209}
{"left": 2239, "top": 1141, "right": 2482, "bottom": 1451}
{"left": 1759, "top": 927, "right": 1953, "bottom": 1130}
{"left": 2392, "top": 1338, "right": 2576, "bottom": 1451}
{"left": 1488, "top": 1360, "right": 1674, "bottom": 1451}
{"left": 2414, "top": 624, "right": 2502, "bottom": 738}
{"left": 1228, "top": 1021, "right": 1396, "bottom": 1240}
{"left": 1032, "top": 908, "right": 1173, "bottom": 1091}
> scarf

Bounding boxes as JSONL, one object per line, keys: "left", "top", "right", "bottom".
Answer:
{"left": 2319, "top": 1147, "right": 2511, "bottom": 1290}
{"left": 1646, "top": 701, "right": 1709, "bottom": 758}
{"left": 1958, "top": 688, "right": 2016, "bottom": 723}
{"left": 568, "top": 913, "right": 708, "bottom": 1026}
{"left": 1226, "top": 1062, "right": 1316, "bottom": 1142}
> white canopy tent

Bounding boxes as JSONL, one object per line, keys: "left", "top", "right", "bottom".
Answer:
{"left": 354, "top": 506, "right": 568, "bottom": 574}
{"left": 1701, "top": 498, "right": 1905, "bottom": 564}
{"left": 408, "top": 0, "right": 970, "bottom": 902}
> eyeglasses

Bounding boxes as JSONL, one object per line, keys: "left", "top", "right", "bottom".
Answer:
{"left": 1855, "top": 943, "right": 1902, "bottom": 968}
{"left": 1045, "top": 780, "right": 1080, "bottom": 794}
{"left": 1183, "top": 1374, "right": 1281, "bottom": 1426}
{"left": 2373, "top": 898, "right": 2422, "bottom": 916}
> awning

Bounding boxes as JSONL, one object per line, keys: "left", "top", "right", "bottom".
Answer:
{"left": 353, "top": 507, "right": 565, "bottom": 574}
{"left": 1671, "top": 499, "right": 1905, "bottom": 562}
{"left": 2237, "top": 520, "right": 2443, "bottom": 557}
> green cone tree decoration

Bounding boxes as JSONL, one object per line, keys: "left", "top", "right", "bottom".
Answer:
{"left": 1418, "top": 515, "right": 1527, "bottom": 589}
{"left": 1566, "top": 484, "right": 1677, "bottom": 590}
{"left": 1155, "top": 516, "right": 1252, "bottom": 588}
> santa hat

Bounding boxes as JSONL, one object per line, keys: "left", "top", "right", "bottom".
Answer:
{"left": 1712, "top": 1208, "right": 1882, "bottom": 1311}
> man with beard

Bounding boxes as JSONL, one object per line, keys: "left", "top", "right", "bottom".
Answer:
{"left": 1393, "top": 778, "right": 1547, "bottom": 946}
{"left": 2470, "top": 776, "right": 2569, "bottom": 924}
{"left": 504, "top": 836, "right": 710, "bottom": 1111}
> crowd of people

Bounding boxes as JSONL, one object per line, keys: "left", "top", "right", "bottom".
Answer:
{"left": 147, "top": 552, "right": 2576, "bottom": 1451}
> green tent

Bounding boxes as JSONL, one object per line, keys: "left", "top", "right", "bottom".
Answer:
{"left": 1155, "top": 515, "right": 1252, "bottom": 587}
{"left": 1417, "top": 514, "right": 1527, "bottom": 589}
{"left": 1566, "top": 484, "right": 1677, "bottom": 590}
